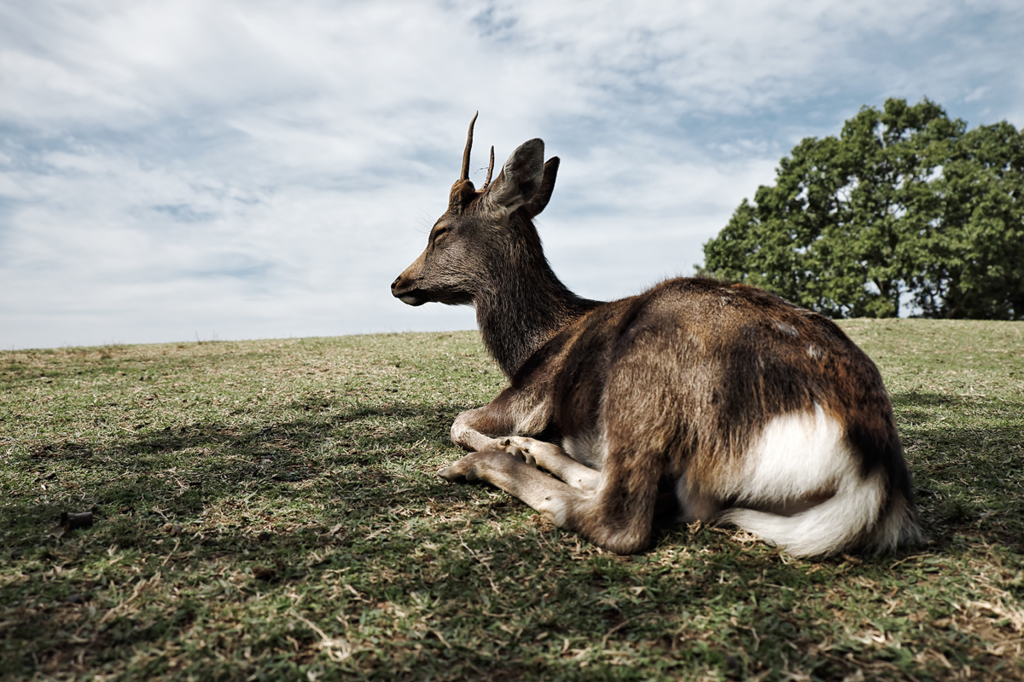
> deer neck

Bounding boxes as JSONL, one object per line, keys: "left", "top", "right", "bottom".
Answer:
{"left": 474, "top": 240, "right": 599, "bottom": 378}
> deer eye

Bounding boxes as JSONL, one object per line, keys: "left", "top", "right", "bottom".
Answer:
{"left": 431, "top": 226, "right": 448, "bottom": 244}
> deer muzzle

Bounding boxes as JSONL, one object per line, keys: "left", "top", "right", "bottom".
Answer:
{"left": 391, "top": 272, "right": 427, "bottom": 306}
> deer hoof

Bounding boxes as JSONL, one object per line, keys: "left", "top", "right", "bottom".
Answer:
{"left": 439, "top": 464, "right": 473, "bottom": 482}
{"left": 498, "top": 436, "right": 530, "bottom": 453}
{"left": 502, "top": 438, "right": 541, "bottom": 465}
{"left": 438, "top": 453, "right": 483, "bottom": 482}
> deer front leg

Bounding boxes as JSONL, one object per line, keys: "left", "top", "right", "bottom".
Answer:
{"left": 450, "top": 405, "right": 601, "bottom": 492}
{"left": 438, "top": 446, "right": 660, "bottom": 555}
{"left": 438, "top": 450, "right": 586, "bottom": 528}
{"left": 498, "top": 436, "right": 601, "bottom": 492}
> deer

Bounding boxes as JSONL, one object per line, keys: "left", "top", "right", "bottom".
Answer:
{"left": 391, "top": 114, "right": 921, "bottom": 557}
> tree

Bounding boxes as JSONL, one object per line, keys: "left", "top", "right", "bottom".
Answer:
{"left": 701, "top": 98, "right": 1024, "bottom": 319}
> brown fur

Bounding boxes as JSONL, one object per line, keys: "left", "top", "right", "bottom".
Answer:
{"left": 392, "top": 117, "right": 920, "bottom": 556}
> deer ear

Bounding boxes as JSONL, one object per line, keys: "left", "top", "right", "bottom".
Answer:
{"left": 487, "top": 139, "right": 545, "bottom": 213}
{"left": 522, "top": 157, "right": 559, "bottom": 218}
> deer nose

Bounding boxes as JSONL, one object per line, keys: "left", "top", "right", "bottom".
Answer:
{"left": 391, "top": 276, "right": 401, "bottom": 293}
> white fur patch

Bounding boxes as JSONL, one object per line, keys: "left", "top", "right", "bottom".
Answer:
{"left": 717, "top": 404, "right": 886, "bottom": 557}
{"left": 736, "top": 404, "right": 852, "bottom": 503}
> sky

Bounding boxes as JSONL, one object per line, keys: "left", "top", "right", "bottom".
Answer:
{"left": 2, "top": 0, "right": 1022, "bottom": 350}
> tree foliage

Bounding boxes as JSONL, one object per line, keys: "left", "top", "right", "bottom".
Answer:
{"left": 701, "top": 98, "right": 1024, "bottom": 319}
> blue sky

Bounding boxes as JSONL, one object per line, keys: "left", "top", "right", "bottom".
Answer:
{"left": 2, "top": 0, "right": 1022, "bottom": 350}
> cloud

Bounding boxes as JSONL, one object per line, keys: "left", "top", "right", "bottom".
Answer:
{"left": 1, "top": 0, "right": 1023, "bottom": 349}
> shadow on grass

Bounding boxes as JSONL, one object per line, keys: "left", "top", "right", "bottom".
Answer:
{"left": 3, "top": 399, "right": 469, "bottom": 548}
{"left": 8, "top": 388, "right": 1022, "bottom": 554}
{"left": 17, "top": 386, "right": 1022, "bottom": 544}
{"left": 891, "top": 391, "right": 1024, "bottom": 551}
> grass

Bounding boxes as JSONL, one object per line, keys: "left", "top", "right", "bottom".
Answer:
{"left": 1, "top": 320, "right": 1022, "bottom": 681}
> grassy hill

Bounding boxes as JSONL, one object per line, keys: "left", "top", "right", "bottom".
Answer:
{"left": 2, "top": 321, "right": 1022, "bottom": 680}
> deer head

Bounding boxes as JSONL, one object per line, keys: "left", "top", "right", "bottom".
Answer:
{"left": 391, "top": 113, "right": 561, "bottom": 308}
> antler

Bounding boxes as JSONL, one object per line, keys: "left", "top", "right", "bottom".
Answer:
{"left": 460, "top": 112, "right": 495, "bottom": 189}
{"left": 461, "top": 111, "right": 478, "bottom": 181}
{"left": 482, "top": 145, "right": 495, "bottom": 189}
